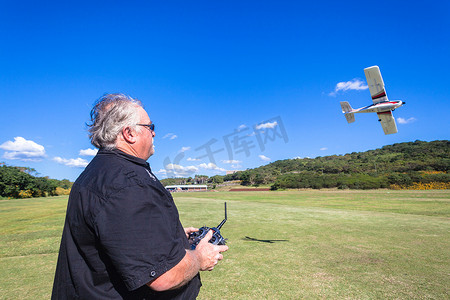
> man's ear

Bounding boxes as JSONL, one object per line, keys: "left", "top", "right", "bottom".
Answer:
{"left": 121, "top": 126, "right": 137, "bottom": 144}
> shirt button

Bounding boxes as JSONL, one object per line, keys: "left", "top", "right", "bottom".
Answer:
{"left": 150, "top": 271, "right": 156, "bottom": 277}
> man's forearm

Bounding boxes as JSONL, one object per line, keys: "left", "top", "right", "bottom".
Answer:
{"left": 147, "top": 250, "right": 200, "bottom": 292}
{"left": 147, "top": 230, "right": 227, "bottom": 292}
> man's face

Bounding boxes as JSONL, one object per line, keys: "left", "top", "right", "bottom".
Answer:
{"left": 135, "top": 107, "right": 155, "bottom": 160}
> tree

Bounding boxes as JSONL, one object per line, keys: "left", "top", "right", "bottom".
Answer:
{"left": 0, "top": 165, "right": 65, "bottom": 198}
{"left": 209, "top": 175, "right": 224, "bottom": 184}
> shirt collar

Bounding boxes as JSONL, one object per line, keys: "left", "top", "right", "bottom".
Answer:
{"left": 98, "top": 148, "right": 151, "bottom": 170}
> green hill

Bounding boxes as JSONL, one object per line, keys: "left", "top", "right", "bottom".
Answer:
{"left": 222, "top": 140, "right": 449, "bottom": 190}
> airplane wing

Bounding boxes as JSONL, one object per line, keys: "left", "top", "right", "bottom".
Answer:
{"left": 377, "top": 111, "right": 398, "bottom": 135}
{"left": 364, "top": 66, "right": 388, "bottom": 104}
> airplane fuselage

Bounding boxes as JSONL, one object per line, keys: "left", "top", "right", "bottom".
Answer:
{"left": 352, "top": 100, "right": 404, "bottom": 114}
{"left": 340, "top": 66, "right": 405, "bottom": 135}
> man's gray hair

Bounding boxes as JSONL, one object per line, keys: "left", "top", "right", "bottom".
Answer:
{"left": 88, "top": 93, "right": 143, "bottom": 149}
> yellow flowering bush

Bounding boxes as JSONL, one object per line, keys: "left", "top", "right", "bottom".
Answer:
{"left": 18, "top": 190, "right": 33, "bottom": 198}
{"left": 390, "top": 182, "right": 450, "bottom": 190}
{"left": 55, "top": 187, "right": 71, "bottom": 195}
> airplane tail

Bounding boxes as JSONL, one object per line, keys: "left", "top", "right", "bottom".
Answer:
{"left": 340, "top": 101, "right": 355, "bottom": 123}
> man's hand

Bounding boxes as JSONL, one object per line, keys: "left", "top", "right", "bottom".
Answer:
{"left": 184, "top": 227, "right": 199, "bottom": 239}
{"left": 147, "top": 230, "right": 228, "bottom": 291}
{"left": 194, "top": 230, "right": 229, "bottom": 271}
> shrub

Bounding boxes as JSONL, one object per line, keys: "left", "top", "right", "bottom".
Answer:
{"left": 18, "top": 190, "right": 33, "bottom": 198}
{"left": 55, "top": 187, "right": 71, "bottom": 195}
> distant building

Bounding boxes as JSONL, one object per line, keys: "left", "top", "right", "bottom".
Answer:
{"left": 226, "top": 170, "right": 241, "bottom": 175}
{"left": 165, "top": 185, "right": 208, "bottom": 192}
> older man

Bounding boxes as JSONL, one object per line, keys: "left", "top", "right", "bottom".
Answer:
{"left": 52, "top": 94, "right": 228, "bottom": 299}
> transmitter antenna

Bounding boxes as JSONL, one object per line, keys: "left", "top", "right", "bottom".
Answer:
{"left": 188, "top": 202, "right": 228, "bottom": 249}
{"left": 216, "top": 202, "right": 227, "bottom": 230}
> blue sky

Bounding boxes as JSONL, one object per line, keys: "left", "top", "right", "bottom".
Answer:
{"left": 1, "top": 1, "right": 449, "bottom": 181}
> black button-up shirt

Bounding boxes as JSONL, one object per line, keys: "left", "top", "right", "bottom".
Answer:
{"left": 52, "top": 149, "right": 201, "bottom": 299}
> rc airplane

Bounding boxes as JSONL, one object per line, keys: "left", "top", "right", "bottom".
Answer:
{"left": 340, "top": 66, "right": 405, "bottom": 135}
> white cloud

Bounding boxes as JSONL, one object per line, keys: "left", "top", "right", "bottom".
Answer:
{"left": 53, "top": 157, "right": 89, "bottom": 168}
{"left": 187, "top": 157, "right": 201, "bottom": 161}
{"left": 156, "top": 169, "right": 167, "bottom": 175}
{"left": 259, "top": 155, "right": 271, "bottom": 162}
{"left": 163, "top": 161, "right": 227, "bottom": 177}
{"left": 397, "top": 117, "right": 417, "bottom": 124}
{"left": 231, "top": 164, "right": 242, "bottom": 169}
{"left": 164, "top": 163, "right": 199, "bottom": 177}
{"left": 221, "top": 159, "right": 242, "bottom": 164}
{"left": 329, "top": 79, "right": 368, "bottom": 96}
{"left": 179, "top": 146, "right": 191, "bottom": 153}
{"left": 163, "top": 133, "right": 178, "bottom": 140}
{"left": 79, "top": 148, "right": 98, "bottom": 156}
{"left": 0, "top": 137, "right": 46, "bottom": 161}
{"left": 199, "top": 163, "right": 226, "bottom": 172}
{"left": 255, "top": 121, "right": 278, "bottom": 130}
{"left": 320, "top": 147, "right": 328, "bottom": 151}
{"left": 238, "top": 124, "right": 247, "bottom": 131}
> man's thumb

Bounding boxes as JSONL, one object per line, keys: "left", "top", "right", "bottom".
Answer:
{"left": 200, "top": 229, "right": 213, "bottom": 243}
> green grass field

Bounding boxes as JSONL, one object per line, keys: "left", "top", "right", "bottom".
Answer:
{"left": 1, "top": 190, "right": 449, "bottom": 299}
